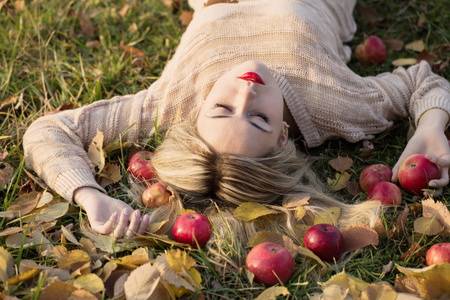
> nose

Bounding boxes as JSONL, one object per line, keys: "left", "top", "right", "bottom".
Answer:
{"left": 236, "top": 86, "right": 256, "bottom": 114}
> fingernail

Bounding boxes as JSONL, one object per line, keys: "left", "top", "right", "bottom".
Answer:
{"left": 135, "top": 210, "right": 141, "bottom": 217}
{"left": 112, "top": 212, "right": 118, "bottom": 219}
{"left": 143, "top": 215, "right": 149, "bottom": 223}
{"left": 123, "top": 208, "right": 130, "bottom": 216}
{"left": 430, "top": 182, "right": 437, "bottom": 187}
{"left": 425, "top": 155, "right": 431, "bottom": 160}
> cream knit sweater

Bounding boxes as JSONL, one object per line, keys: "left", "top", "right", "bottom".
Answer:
{"left": 23, "top": 0, "right": 450, "bottom": 202}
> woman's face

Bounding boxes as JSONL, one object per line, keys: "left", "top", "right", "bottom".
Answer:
{"left": 196, "top": 60, "right": 288, "bottom": 157}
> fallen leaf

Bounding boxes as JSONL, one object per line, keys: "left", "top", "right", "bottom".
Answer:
{"left": 400, "top": 242, "right": 424, "bottom": 261}
{"left": 247, "top": 231, "right": 298, "bottom": 258}
{"left": 0, "top": 96, "right": 18, "bottom": 112}
{"left": 36, "top": 190, "right": 54, "bottom": 208}
{"left": 86, "top": 40, "right": 100, "bottom": 48}
{"left": 179, "top": 11, "right": 193, "bottom": 26}
{"left": 58, "top": 250, "right": 91, "bottom": 271}
{"left": 120, "top": 41, "right": 146, "bottom": 68}
{"left": 422, "top": 198, "right": 450, "bottom": 230}
{"left": 234, "top": 202, "right": 279, "bottom": 222}
{"left": 113, "top": 273, "right": 129, "bottom": 299}
{"left": 0, "top": 227, "right": 23, "bottom": 237}
{"left": 392, "top": 204, "right": 409, "bottom": 238}
{"left": 73, "top": 274, "right": 105, "bottom": 294}
{"left": 38, "top": 279, "right": 78, "bottom": 300}
{"left": 68, "top": 289, "right": 98, "bottom": 300}
{"left": 0, "top": 247, "right": 15, "bottom": 283}
{"left": 346, "top": 181, "right": 363, "bottom": 196}
{"left": 5, "top": 232, "right": 33, "bottom": 248}
{"left": 356, "top": 6, "right": 377, "bottom": 28}
{"left": 7, "top": 191, "right": 39, "bottom": 217}
{"left": 0, "top": 162, "right": 14, "bottom": 188}
{"left": 416, "top": 50, "right": 437, "bottom": 66}
{"left": 255, "top": 286, "right": 290, "bottom": 300}
{"left": 383, "top": 38, "right": 404, "bottom": 51}
{"left": 61, "top": 225, "right": 81, "bottom": 245}
{"left": 295, "top": 206, "right": 307, "bottom": 221}
{"left": 119, "top": 3, "right": 130, "bottom": 18}
{"left": 432, "top": 59, "right": 449, "bottom": 73}
{"left": 414, "top": 217, "right": 442, "bottom": 236}
{"left": 35, "top": 202, "right": 69, "bottom": 222}
{"left": 320, "top": 271, "right": 370, "bottom": 299}
{"left": 7, "top": 268, "right": 40, "bottom": 285}
{"left": 297, "top": 246, "right": 327, "bottom": 272}
{"left": 97, "top": 163, "right": 122, "bottom": 188}
{"left": 314, "top": 207, "right": 341, "bottom": 226}
{"left": 87, "top": 129, "right": 105, "bottom": 174}
{"left": 327, "top": 172, "right": 351, "bottom": 191}
{"left": 395, "top": 263, "right": 450, "bottom": 299}
{"left": 405, "top": 40, "right": 425, "bottom": 52}
{"left": 328, "top": 156, "right": 353, "bottom": 172}
{"left": 282, "top": 194, "right": 310, "bottom": 208}
{"left": 78, "top": 11, "right": 95, "bottom": 39}
{"left": 382, "top": 261, "right": 393, "bottom": 274}
{"left": 124, "top": 263, "right": 170, "bottom": 300}
{"left": 115, "top": 247, "right": 153, "bottom": 269}
{"left": 341, "top": 223, "right": 379, "bottom": 252}
{"left": 361, "top": 282, "right": 397, "bottom": 300}
{"left": 32, "top": 230, "right": 54, "bottom": 256}
{"left": 392, "top": 58, "right": 417, "bottom": 67}
{"left": 92, "top": 234, "right": 115, "bottom": 253}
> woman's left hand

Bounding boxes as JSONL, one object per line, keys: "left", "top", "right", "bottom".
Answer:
{"left": 392, "top": 109, "right": 450, "bottom": 195}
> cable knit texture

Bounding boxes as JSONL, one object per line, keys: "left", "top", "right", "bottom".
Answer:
{"left": 23, "top": 0, "right": 450, "bottom": 202}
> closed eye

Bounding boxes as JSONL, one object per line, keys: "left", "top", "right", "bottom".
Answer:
{"left": 214, "top": 103, "right": 232, "bottom": 111}
{"left": 255, "top": 113, "right": 269, "bottom": 123}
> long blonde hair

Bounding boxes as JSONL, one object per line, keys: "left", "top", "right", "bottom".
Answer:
{"left": 129, "top": 114, "right": 381, "bottom": 268}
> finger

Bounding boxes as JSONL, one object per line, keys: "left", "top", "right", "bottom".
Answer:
{"left": 428, "top": 166, "right": 450, "bottom": 189}
{"left": 136, "top": 214, "right": 150, "bottom": 235}
{"left": 425, "top": 154, "right": 450, "bottom": 168}
{"left": 114, "top": 208, "right": 131, "bottom": 239}
{"left": 94, "top": 212, "right": 118, "bottom": 235}
{"left": 125, "top": 210, "right": 141, "bottom": 238}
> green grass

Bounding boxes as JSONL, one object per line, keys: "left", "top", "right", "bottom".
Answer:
{"left": 1, "top": 0, "right": 449, "bottom": 299}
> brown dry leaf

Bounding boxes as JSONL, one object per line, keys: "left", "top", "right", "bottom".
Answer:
{"left": 0, "top": 162, "right": 14, "bottom": 188}
{"left": 341, "top": 223, "right": 379, "bottom": 252}
{"left": 328, "top": 156, "right": 353, "bottom": 172}
{"left": 69, "top": 261, "right": 91, "bottom": 279}
{"left": 128, "top": 22, "right": 138, "bottom": 34}
{"left": 0, "top": 96, "right": 18, "bottom": 112}
{"left": 33, "top": 230, "right": 54, "bottom": 256}
{"left": 38, "top": 279, "right": 78, "bottom": 300}
{"left": 148, "top": 219, "right": 169, "bottom": 234}
{"left": 384, "top": 38, "right": 404, "bottom": 51}
{"left": 327, "top": 172, "right": 351, "bottom": 191}
{"left": 73, "top": 273, "right": 105, "bottom": 294}
{"left": 392, "top": 58, "right": 417, "bottom": 67}
{"left": 120, "top": 41, "right": 146, "bottom": 68}
{"left": 119, "top": 3, "right": 130, "bottom": 18}
{"left": 123, "top": 262, "right": 171, "bottom": 300}
{"left": 179, "top": 11, "right": 193, "bottom": 26}
{"left": 382, "top": 261, "right": 394, "bottom": 274}
{"left": 78, "top": 12, "right": 95, "bottom": 39}
{"left": 234, "top": 202, "right": 279, "bottom": 222}
{"left": 13, "top": 0, "right": 25, "bottom": 11}
{"left": 97, "top": 163, "right": 122, "bottom": 188}
{"left": 414, "top": 217, "right": 442, "bottom": 236}
{"left": 112, "top": 272, "right": 129, "bottom": 299}
{"left": 87, "top": 129, "right": 105, "bottom": 174}
{"left": 7, "top": 191, "right": 39, "bottom": 217}
{"left": 433, "top": 60, "right": 449, "bottom": 73}
{"left": 400, "top": 242, "right": 424, "bottom": 261}
{"left": 405, "top": 40, "right": 425, "bottom": 52}
{"left": 35, "top": 202, "right": 69, "bottom": 222}
{"left": 255, "top": 286, "right": 290, "bottom": 300}
{"left": 422, "top": 198, "right": 450, "bottom": 230}
{"left": 86, "top": 40, "right": 100, "bottom": 48}
{"left": 393, "top": 204, "right": 409, "bottom": 238}
{"left": 356, "top": 6, "right": 377, "bottom": 28}
{"left": 416, "top": 50, "right": 437, "bottom": 66}
{"left": 68, "top": 289, "right": 98, "bottom": 300}
{"left": 282, "top": 194, "right": 310, "bottom": 208}
{"left": 395, "top": 263, "right": 450, "bottom": 299}
{"left": 204, "top": 0, "right": 238, "bottom": 6}
{"left": 5, "top": 232, "right": 33, "bottom": 248}
{"left": 0, "top": 247, "right": 15, "bottom": 283}
{"left": 314, "top": 207, "right": 341, "bottom": 226}
{"left": 346, "top": 181, "right": 363, "bottom": 196}
{"left": 360, "top": 282, "right": 397, "bottom": 300}
{"left": 247, "top": 231, "right": 298, "bottom": 258}
{"left": 161, "top": 0, "right": 173, "bottom": 9}
{"left": 61, "top": 225, "right": 81, "bottom": 245}
{"left": 58, "top": 250, "right": 91, "bottom": 271}
{"left": 0, "top": 150, "right": 8, "bottom": 160}
{"left": 0, "top": 227, "right": 23, "bottom": 237}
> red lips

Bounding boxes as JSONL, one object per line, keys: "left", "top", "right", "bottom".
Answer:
{"left": 238, "top": 72, "right": 265, "bottom": 85}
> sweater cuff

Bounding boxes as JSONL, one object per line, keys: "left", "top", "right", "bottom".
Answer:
{"left": 414, "top": 95, "right": 450, "bottom": 128}
{"left": 53, "top": 168, "right": 106, "bottom": 203}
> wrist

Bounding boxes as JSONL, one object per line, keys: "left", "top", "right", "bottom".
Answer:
{"left": 417, "top": 108, "right": 449, "bottom": 131}
{"left": 73, "top": 186, "right": 103, "bottom": 208}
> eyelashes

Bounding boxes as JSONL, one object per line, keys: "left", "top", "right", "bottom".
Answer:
{"left": 213, "top": 103, "right": 270, "bottom": 123}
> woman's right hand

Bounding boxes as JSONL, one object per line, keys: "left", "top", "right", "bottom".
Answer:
{"left": 73, "top": 187, "right": 149, "bottom": 239}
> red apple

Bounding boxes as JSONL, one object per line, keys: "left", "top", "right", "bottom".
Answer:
{"left": 304, "top": 224, "right": 345, "bottom": 262}
{"left": 426, "top": 243, "right": 450, "bottom": 266}
{"left": 142, "top": 182, "right": 171, "bottom": 208}
{"left": 245, "top": 242, "right": 294, "bottom": 286}
{"left": 359, "top": 164, "right": 393, "bottom": 192}
{"left": 398, "top": 154, "right": 440, "bottom": 195}
{"left": 172, "top": 213, "right": 212, "bottom": 248}
{"left": 128, "top": 151, "right": 156, "bottom": 182}
{"left": 355, "top": 35, "right": 386, "bottom": 66}
{"left": 366, "top": 181, "right": 402, "bottom": 206}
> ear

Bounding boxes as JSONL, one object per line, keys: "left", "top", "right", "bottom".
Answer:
{"left": 281, "top": 122, "right": 289, "bottom": 147}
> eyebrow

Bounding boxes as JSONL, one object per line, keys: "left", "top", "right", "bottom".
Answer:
{"left": 208, "top": 115, "right": 270, "bottom": 133}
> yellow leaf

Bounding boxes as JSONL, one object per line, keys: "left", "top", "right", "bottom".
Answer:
{"left": 295, "top": 206, "right": 307, "bottom": 221}
{"left": 321, "top": 271, "right": 370, "bottom": 299}
{"left": 57, "top": 249, "right": 91, "bottom": 271}
{"left": 179, "top": 209, "right": 197, "bottom": 215}
{"left": 97, "top": 163, "right": 122, "bottom": 188}
{"left": 297, "top": 246, "right": 327, "bottom": 272}
{"left": 405, "top": 40, "right": 425, "bottom": 52}
{"left": 327, "top": 172, "right": 351, "bottom": 191}
{"left": 8, "top": 268, "right": 40, "bottom": 285}
{"left": 314, "top": 207, "right": 341, "bottom": 225}
{"left": 73, "top": 273, "right": 105, "bottom": 294}
{"left": 116, "top": 247, "right": 153, "bottom": 269}
{"left": 392, "top": 58, "right": 417, "bottom": 67}
{"left": 0, "top": 246, "right": 15, "bottom": 283}
{"left": 414, "top": 217, "right": 443, "bottom": 236}
{"left": 7, "top": 191, "right": 39, "bottom": 217}
{"left": 166, "top": 249, "right": 196, "bottom": 273}
{"left": 255, "top": 286, "right": 290, "bottom": 300}
{"left": 234, "top": 202, "right": 279, "bottom": 222}
{"left": 87, "top": 129, "right": 105, "bottom": 174}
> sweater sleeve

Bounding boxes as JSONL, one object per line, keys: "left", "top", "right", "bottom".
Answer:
{"left": 23, "top": 89, "right": 152, "bottom": 202}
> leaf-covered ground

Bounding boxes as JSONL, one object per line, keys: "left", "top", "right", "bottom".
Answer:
{"left": 1, "top": 0, "right": 450, "bottom": 299}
